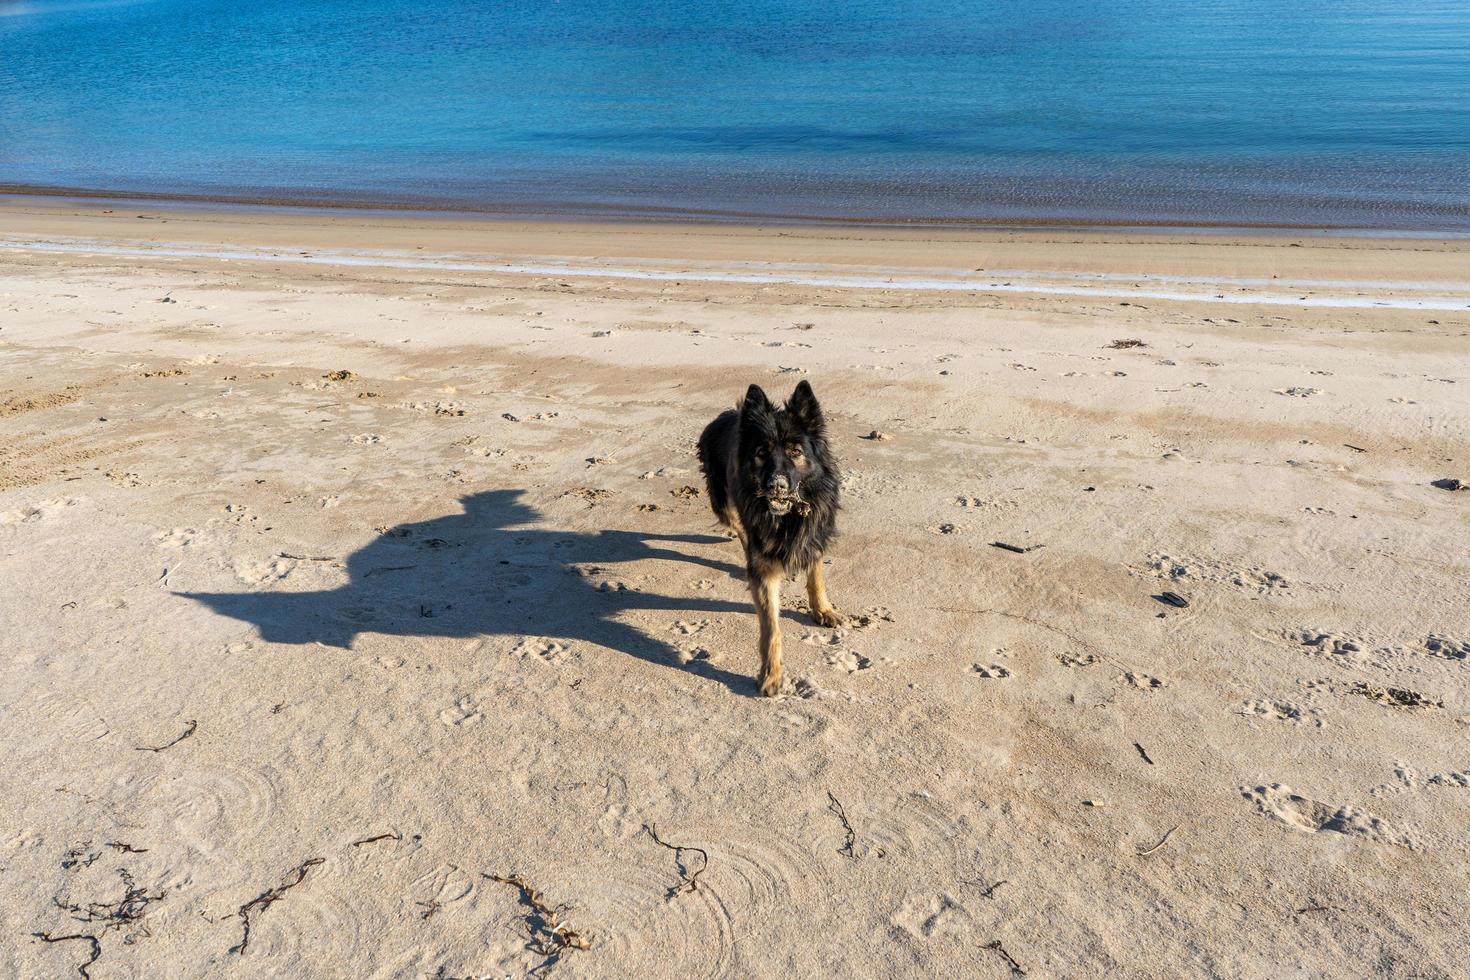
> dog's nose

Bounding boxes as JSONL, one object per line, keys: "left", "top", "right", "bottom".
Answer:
{"left": 769, "top": 475, "right": 790, "bottom": 494}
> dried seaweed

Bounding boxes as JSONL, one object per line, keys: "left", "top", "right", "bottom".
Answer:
{"left": 31, "top": 932, "right": 101, "bottom": 979}
{"left": 642, "top": 824, "right": 709, "bottom": 897}
{"left": 825, "top": 792, "right": 857, "bottom": 858}
{"left": 486, "top": 873, "right": 591, "bottom": 970}
{"left": 228, "top": 857, "right": 325, "bottom": 955}
{"left": 135, "top": 720, "right": 197, "bottom": 753}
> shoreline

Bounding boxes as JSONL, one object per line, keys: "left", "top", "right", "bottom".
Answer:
{"left": 5, "top": 185, "right": 1470, "bottom": 239}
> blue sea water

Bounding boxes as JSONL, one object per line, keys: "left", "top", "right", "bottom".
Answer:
{"left": 2, "top": 0, "right": 1468, "bottom": 229}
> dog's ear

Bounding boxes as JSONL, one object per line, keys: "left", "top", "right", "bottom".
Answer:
{"left": 787, "top": 380, "right": 825, "bottom": 432}
{"left": 742, "top": 384, "right": 773, "bottom": 419}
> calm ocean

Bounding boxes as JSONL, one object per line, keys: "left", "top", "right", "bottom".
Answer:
{"left": 2, "top": 0, "right": 1468, "bottom": 230}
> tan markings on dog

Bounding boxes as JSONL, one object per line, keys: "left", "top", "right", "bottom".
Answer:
{"left": 806, "top": 561, "right": 841, "bottom": 628}
{"left": 727, "top": 508, "right": 749, "bottom": 552}
{"left": 752, "top": 570, "right": 784, "bottom": 697}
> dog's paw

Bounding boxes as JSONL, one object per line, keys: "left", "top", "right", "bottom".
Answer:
{"left": 759, "top": 672, "right": 784, "bottom": 698}
{"left": 811, "top": 607, "right": 843, "bottom": 629}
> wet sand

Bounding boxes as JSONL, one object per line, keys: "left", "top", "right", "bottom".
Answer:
{"left": 2, "top": 199, "right": 1468, "bottom": 978}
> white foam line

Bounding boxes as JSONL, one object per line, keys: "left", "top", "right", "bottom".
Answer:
{"left": 3, "top": 236, "right": 1468, "bottom": 311}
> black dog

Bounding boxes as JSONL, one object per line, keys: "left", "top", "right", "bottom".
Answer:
{"left": 697, "top": 380, "right": 841, "bottom": 696}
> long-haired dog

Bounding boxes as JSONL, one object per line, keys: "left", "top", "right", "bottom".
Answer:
{"left": 697, "top": 380, "right": 841, "bottom": 696}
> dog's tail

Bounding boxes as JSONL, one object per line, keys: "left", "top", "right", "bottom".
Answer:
{"left": 696, "top": 410, "right": 736, "bottom": 522}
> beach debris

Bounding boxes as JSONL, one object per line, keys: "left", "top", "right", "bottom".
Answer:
{"left": 349, "top": 831, "right": 402, "bottom": 848}
{"left": 670, "top": 485, "right": 701, "bottom": 499}
{"left": 229, "top": 857, "right": 325, "bottom": 955}
{"left": 61, "top": 845, "right": 101, "bottom": 870}
{"left": 643, "top": 824, "right": 709, "bottom": 898}
{"left": 104, "top": 842, "right": 148, "bottom": 854}
{"left": 1350, "top": 683, "right": 1441, "bottom": 710}
{"left": 323, "top": 370, "right": 357, "bottom": 382}
{"left": 826, "top": 791, "right": 857, "bottom": 858}
{"left": 862, "top": 430, "right": 892, "bottom": 441}
{"left": 158, "top": 294, "right": 175, "bottom": 304}
{"left": 1134, "top": 742, "right": 1155, "bottom": 765}
{"left": 1081, "top": 800, "right": 1105, "bottom": 808}
{"left": 990, "top": 541, "right": 1043, "bottom": 554}
{"left": 486, "top": 872, "right": 592, "bottom": 964}
{"left": 30, "top": 932, "right": 101, "bottom": 979}
{"left": 55, "top": 868, "right": 165, "bottom": 939}
{"left": 135, "top": 719, "right": 197, "bottom": 753}
{"left": 1343, "top": 444, "right": 1368, "bottom": 453}
{"left": 975, "top": 879, "right": 1008, "bottom": 898}
{"left": 501, "top": 412, "right": 520, "bottom": 422}
{"left": 277, "top": 552, "right": 335, "bottom": 561}
{"left": 1106, "top": 338, "right": 1148, "bottom": 349}
{"left": 982, "top": 939, "right": 1027, "bottom": 977}
{"left": 1156, "top": 591, "right": 1190, "bottom": 608}
{"left": 1136, "top": 825, "right": 1179, "bottom": 857}
{"left": 1431, "top": 478, "right": 1465, "bottom": 492}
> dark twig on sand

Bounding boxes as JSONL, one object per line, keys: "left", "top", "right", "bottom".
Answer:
{"left": 104, "top": 842, "right": 148, "bottom": 854}
{"left": 31, "top": 932, "right": 101, "bottom": 979}
{"left": 1133, "top": 742, "right": 1155, "bottom": 765}
{"left": 350, "top": 832, "right": 402, "bottom": 848}
{"left": 416, "top": 899, "right": 442, "bottom": 921}
{"left": 277, "top": 552, "right": 336, "bottom": 561}
{"left": 990, "top": 541, "right": 1044, "bottom": 555}
{"left": 642, "top": 824, "right": 709, "bottom": 898}
{"left": 976, "top": 879, "right": 1009, "bottom": 899}
{"left": 135, "top": 720, "right": 197, "bottom": 753}
{"left": 826, "top": 792, "right": 857, "bottom": 858}
{"left": 228, "top": 857, "right": 325, "bottom": 955}
{"left": 983, "top": 939, "right": 1027, "bottom": 976}
{"left": 1136, "top": 825, "right": 1179, "bottom": 857}
{"left": 485, "top": 873, "right": 592, "bottom": 966}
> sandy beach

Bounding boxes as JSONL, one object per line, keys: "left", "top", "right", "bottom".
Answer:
{"left": 2, "top": 199, "right": 1468, "bottom": 978}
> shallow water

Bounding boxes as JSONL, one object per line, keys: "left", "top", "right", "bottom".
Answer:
{"left": 2, "top": 0, "right": 1468, "bottom": 229}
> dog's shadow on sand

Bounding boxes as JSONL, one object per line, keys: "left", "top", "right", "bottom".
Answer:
{"left": 182, "top": 488, "right": 778, "bottom": 695}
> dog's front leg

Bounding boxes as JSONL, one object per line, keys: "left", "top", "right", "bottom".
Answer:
{"left": 805, "top": 560, "right": 841, "bottom": 628}
{"left": 751, "top": 569, "right": 784, "bottom": 696}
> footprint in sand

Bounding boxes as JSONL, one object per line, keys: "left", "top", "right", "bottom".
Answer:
{"left": 692, "top": 578, "right": 714, "bottom": 591}
{"left": 1121, "top": 671, "right": 1166, "bottom": 691}
{"left": 439, "top": 696, "right": 483, "bottom": 726}
{"left": 971, "top": 664, "right": 1012, "bottom": 679}
{"left": 849, "top": 607, "right": 895, "bottom": 630}
{"left": 823, "top": 647, "right": 873, "bottom": 673}
{"left": 1240, "top": 784, "right": 1412, "bottom": 847}
{"left": 0, "top": 497, "right": 82, "bottom": 526}
{"left": 349, "top": 433, "right": 382, "bottom": 445}
{"left": 511, "top": 637, "right": 573, "bottom": 665}
{"left": 233, "top": 556, "right": 294, "bottom": 584}
{"left": 671, "top": 619, "right": 710, "bottom": 636}
{"left": 891, "top": 893, "right": 967, "bottom": 940}
{"left": 1424, "top": 634, "right": 1468, "bottom": 662}
{"left": 154, "top": 527, "right": 201, "bottom": 548}
{"left": 675, "top": 644, "right": 721, "bottom": 667}
{"left": 1237, "top": 698, "right": 1323, "bottom": 727}
{"left": 1057, "top": 652, "right": 1099, "bottom": 668}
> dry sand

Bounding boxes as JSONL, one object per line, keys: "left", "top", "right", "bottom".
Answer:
{"left": 1, "top": 200, "right": 1468, "bottom": 978}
